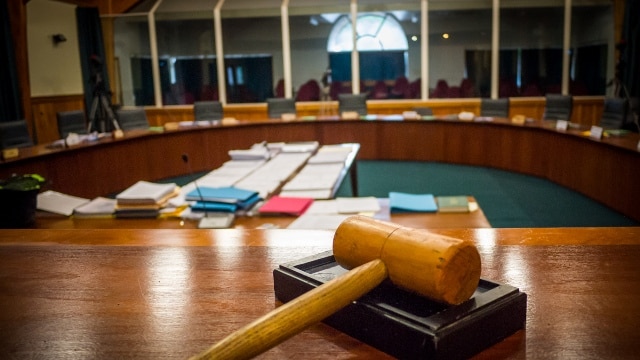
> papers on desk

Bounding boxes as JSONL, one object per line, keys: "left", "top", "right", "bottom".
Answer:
{"left": 73, "top": 197, "right": 116, "bottom": 218}
{"left": 286, "top": 197, "right": 385, "bottom": 230}
{"left": 37, "top": 190, "right": 90, "bottom": 216}
{"left": 258, "top": 195, "right": 314, "bottom": 216}
{"left": 228, "top": 143, "right": 271, "bottom": 160}
{"left": 186, "top": 186, "right": 261, "bottom": 213}
{"left": 115, "top": 181, "right": 179, "bottom": 218}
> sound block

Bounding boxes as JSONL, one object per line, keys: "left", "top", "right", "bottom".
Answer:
{"left": 273, "top": 251, "right": 527, "bottom": 359}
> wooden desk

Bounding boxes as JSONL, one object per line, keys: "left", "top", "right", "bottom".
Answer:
{"left": 2, "top": 117, "right": 639, "bottom": 221}
{"left": 0, "top": 226, "right": 638, "bottom": 359}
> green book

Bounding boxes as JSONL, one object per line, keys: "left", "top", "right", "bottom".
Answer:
{"left": 436, "top": 196, "right": 470, "bottom": 213}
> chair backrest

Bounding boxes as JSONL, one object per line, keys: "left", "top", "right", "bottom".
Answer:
{"left": 193, "top": 101, "right": 223, "bottom": 121}
{"left": 599, "top": 97, "right": 628, "bottom": 130}
{"left": 543, "top": 94, "right": 573, "bottom": 120}
{"left": 295, "top": 80, "right": 321, "bottom": 102}
{"left": 480, "top": 98, "right": 510, "bottom": 118}
{"left": 413, "top": 107, "right": 433, "bottom": 116}
{"left": 0, "top": 120, "right": 34, "bottom": 149}
{"left": 56, "top": 110, "right": 88, "bottom": 138}
{"left": 266, "top": 98, "right": 296, "bottom": 118}
{"left": 116, "top": 108, "right": 149, "bottom": 131}
{"left": 338, "top": 93, "right": 367, "bottom": 115}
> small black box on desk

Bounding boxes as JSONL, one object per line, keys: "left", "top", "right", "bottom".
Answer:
{"left": 273, "top": 251, "right": 527, "bottom": 359}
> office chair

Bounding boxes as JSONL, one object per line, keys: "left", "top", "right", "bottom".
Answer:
{"left": 413, "top": 107, "right": 433, "bottom": 116}
{"left": 266, "top": 98, "right": 296, "bottom": 119}
{"left": 56, "top": 110, "right": 88, "bottom": 139}
{"left": 115, "top": 108, "right": 150, "bottom": 131}
{"left": 338, "top": 93, "right": 368, "bottom": 116}
{"left": 599, "top": 97, "right": 628, "bottom": 130}
{"left": 480, "top": 98, "right": 510, "bottom": 118}
{"left": 0, "top": 120, "right": 34, "bottom": 149}
{"left": 194, "top": 101, "right": 224, "bottom": 122}
{"left": 543, "top": 94, "right": 573, "bottom": 120}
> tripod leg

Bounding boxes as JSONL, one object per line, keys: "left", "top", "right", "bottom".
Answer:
{"left": 99, "top": 95, "right": 120, "bottom": 131}
{"left": 88, "top": 96, "right": 100, "bottom": 133}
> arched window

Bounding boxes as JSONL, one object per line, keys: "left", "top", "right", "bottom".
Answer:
{"left": 327, "top": 12, "right": 408, "bottom": 52}
{"left": 326, "top": 13, "right": 409, "bottom": 89}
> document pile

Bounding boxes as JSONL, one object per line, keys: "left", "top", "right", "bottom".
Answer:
{"left": 114, "top": 180, "right": 179, "bottom": 218}
{"left": 187, "top": 186, "right": 261, "bottom": 213}
{"left": 389, "top": 192, "right": 438, "bottom": 213}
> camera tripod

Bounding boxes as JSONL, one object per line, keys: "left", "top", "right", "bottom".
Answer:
{"left": 87, "top": 75, "right": 121, "bottom": 133}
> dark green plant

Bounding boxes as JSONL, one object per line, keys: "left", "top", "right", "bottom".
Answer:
{"left": 0, "top": 174, "right": 46, "bottom": 191}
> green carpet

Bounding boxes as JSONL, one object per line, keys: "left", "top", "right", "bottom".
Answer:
{"left": 335, "top": 160, "right": 638, "bottom": 228}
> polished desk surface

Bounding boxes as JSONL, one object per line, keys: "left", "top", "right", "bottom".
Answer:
{"left": 1, "top": 226, "right": 639, "bottom": 359}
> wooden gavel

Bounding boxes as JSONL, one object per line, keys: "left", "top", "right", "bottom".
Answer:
{"left": 190, "top": 215, "right": 482, "bottom": 360}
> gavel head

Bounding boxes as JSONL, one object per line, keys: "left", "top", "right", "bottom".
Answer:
{"left": 333, "top": 215, "right": 482, "bottom": 305}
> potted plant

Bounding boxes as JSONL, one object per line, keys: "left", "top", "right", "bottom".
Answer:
{"left": 0, "top": 174, "right": 45, "bottom": 228}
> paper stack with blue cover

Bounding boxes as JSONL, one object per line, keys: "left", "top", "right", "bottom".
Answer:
{"left": 186, "top": 186, "right": 261, "bottom": 213}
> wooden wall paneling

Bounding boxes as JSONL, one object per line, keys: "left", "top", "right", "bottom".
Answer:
{"left": 317, "top": 120, "right": 379, "bottom": 159}
{"left": 31, "top": 94, "right": 86, "bottom": 144}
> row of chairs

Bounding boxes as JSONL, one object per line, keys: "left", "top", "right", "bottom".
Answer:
{"left": 1, "top": 96, "right": 634, "bottom": 150}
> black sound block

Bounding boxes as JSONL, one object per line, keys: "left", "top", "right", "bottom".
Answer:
{"left": 273, "top": 250, "right": 527, "bottom": 359}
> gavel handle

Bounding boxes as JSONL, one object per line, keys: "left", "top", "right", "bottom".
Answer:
{"left": 190, "top": 259, "right": 388, "bottom": 360}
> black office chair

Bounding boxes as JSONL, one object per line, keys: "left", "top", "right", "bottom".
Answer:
{"left": 266, "top": 98, "right": 296, "bottom": 119}
{"left": 194, "top": 101, "right": 223, "bottom": 122}
{"left": 0, "top": 120, "right": 34, "bottom": 149}
{"left": 115, "top": 108, "right": 150, "bottom": 131}
{"left": 56, "top": 110, "right": 88, "bottom": 139}
{"left": 413, "top": 107, "right": 433, "bottom": 116}
{"left": 543, "top": 94, "right": 573, "bottom": 120}
{"left": 480, "top": 98, "right": 510, "bottom": 118}
{"left": 599, "top": 97, "right": 628, "bottom": 130}
{"left": 338, "top": 93, "right": 367, "bottom": 116}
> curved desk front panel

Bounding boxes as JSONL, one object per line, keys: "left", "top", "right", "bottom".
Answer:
{"left": 2, "top": 118, "right": 639, "bottom": 221}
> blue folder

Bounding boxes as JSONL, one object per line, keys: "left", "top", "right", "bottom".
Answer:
{"left": 389, "top": 192, "right": 438, "bottom": 213}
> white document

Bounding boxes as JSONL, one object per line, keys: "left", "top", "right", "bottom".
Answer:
{"left": 336, "top": 196, "right": 381, "bottom": 214}
{"left": 37, "top": 190, "right": 89, "bottom": 216}
{"left": 287, "top": 214, "right": 351, "bottom": 230}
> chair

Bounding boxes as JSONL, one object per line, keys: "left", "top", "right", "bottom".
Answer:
{"left": 266, "top": 98, "right": 296, "bottom": 119}
{"left": 56, "top": 110, "right": 88, "bottom": 139}
{"left": 338, "top": 93, "right": 367, "bottom": 116}
{"left": 0, "top": 120, "right": 34, "bottom": 149}
{"left": 369, "top": 80, "right": 389, "bottom": 99}
{"left": 543, "top": 94, "right": 573, "bottom": 120}
{"left": 413, "top": 107, "right": 433, "bottom": 116}
{"left": 295, "top": 80, "right": 320, "bottom": 102}
{"left": 390, "top": 76, "right": 409, "bottom": 99}
{"left": 194, "top": 101, "right": 224, "bottom": 122}
{"left": 115, "top": 108, "right": 150, "bottom": 131}
{"left": 599, "top": 97, "right": 628, "bottom": 130}
{"left": 480, "top": 98, "right": 510, "bottom": 118}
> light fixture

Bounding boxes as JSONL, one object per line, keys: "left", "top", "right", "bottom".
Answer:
{"left": 52, "top": 34, "right": 67, "bottom": 45}
{"left": 442, "top": 33, "right": 449, "bottom": 39}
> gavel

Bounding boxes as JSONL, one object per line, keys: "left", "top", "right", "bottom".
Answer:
{"left": 190, "top": 215, "right": 481, "bottom": 359}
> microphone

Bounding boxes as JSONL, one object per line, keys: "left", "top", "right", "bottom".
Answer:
{"left": 181, "top": 153, "right": 234, "bottom": 228}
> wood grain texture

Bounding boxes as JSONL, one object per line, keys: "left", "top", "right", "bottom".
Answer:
{"left": 0, "top": 227, "right": 639, "bottom": 359}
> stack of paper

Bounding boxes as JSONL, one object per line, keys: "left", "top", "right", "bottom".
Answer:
{"left": 187, "top": 186, "right": 261, "bottom": 213}
{"left": 73, "top": 197, "right": 116, "bottom": 218}
{"left": 115, "top": 181, "right": 179, "bottom": 218}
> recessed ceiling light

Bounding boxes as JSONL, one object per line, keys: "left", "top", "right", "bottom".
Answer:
{"left": 442, "top": 33, "right": 449, "bottom": 39}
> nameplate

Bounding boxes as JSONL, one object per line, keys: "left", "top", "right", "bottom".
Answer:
{"left": 1, "top": 148, "right": 19, "bottom": 160}
{"left": 589, "top": 125, "right": 603, "bottom": 140}
{"left": 341, "top": 111, "right": 360, "bottom": 120}
{"left": 458, "top": 111, "right": 475, "bottom": 121}
{"left": 221, "top": 117, "right": 238, "bottom": 125}
{"left": 281, "top": 113, "right": 297, "bottom": 122}
{"left": 511, "top": 115, "right": 526, "bottom": 125}
{"left": 556, "top": 120, "right": 569, "bottom": 131}
{"left": 113, "top": 129, "right": 124, "bottom": 139}
{"left": 402, "top": 111, "right": 419, "bottom": 120}
{"left": 164, "top": 122, "right": 179, "bottom": 131}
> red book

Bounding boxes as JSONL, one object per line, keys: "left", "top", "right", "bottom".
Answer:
{"left": 258, "top": 195, "right": 314, "bottom": 216}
